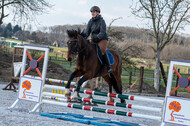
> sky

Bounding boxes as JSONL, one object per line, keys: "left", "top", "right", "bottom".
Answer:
{"left": 37, "top": 0, "right": 139, "bottom": 28}
{"left": 3, "top": 0, "right": 190, "bottom": 35}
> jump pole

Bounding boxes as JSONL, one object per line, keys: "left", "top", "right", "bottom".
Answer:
{"left": 42, "top": 99, "right": 161, "bottom": 121}
{"left": 44, "top": 85, "right": 163, "bottom": 104}
{"left": 25, "top": 75, "right": 76, "bottom": 85}
{"left": 42, "top": 94, "right": 162, "bottom": 112}
{"left": 43, "top": 85, "right": 162, "bottom": 112}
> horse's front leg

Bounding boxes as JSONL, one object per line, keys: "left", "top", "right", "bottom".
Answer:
{"left": 65, "top": 71, "right": 77, "bottom": 97}
{"left": 72, "top": 75, "right": 90, "bottom": 100}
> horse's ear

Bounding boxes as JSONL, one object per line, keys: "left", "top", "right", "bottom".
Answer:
{"left": 66, "top": 30, "right": 70, "bottom": 37}
{"left": 74, "top": 30, "right": 78, "bottom": 38}
{"left": 66, "top": 30, "right": 70, "bottom": 36}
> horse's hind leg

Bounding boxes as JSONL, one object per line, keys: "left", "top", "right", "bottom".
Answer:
{"left": 94, "top": 77, "right": 99, "bottom": 90}
{"left": 102, "top": 75, "right": 114, "bottom": 102}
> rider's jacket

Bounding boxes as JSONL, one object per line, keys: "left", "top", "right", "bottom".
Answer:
{"left": 85, "top": 15, "right": 108, "bottom": 42}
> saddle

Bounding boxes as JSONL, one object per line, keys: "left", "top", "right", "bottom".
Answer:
{"left": 95, "top": 44, "right": 114, "bottom": 65}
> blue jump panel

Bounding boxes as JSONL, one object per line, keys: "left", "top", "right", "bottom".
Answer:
{"left": 40, "top": 112, "right": 140, "bottom": 126}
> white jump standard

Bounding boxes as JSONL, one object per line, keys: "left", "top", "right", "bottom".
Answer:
{"left": 9, "top": 44, "right": 49, "bottom": 113}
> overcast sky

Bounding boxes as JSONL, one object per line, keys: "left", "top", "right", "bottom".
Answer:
{"left": 4, "top": 0, "right": 190, "bottom": 35}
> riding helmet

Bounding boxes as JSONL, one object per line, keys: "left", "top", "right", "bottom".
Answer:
{"left": 90, "top": 6, "right": 100, "bottom": 13}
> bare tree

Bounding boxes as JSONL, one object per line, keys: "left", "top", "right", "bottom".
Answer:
{"left": 0, "top": 0, "right": 51, "bottom": 25}
{"left": 107, "top": 17, "right": 143, "bottom": 66}
{"left": 131, "top": 0, "right": 190, "bottom": 91}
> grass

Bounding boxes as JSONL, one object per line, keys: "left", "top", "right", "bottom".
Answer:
{"left": 50, "top": 46, "right": 67, "bottom": 52}
{"left": 5, "top": 38, "right": 29, "bottom": 43}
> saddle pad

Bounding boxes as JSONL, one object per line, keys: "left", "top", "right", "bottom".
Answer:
{"left": 106, "top": 50, "right": 114, "bottom": 65}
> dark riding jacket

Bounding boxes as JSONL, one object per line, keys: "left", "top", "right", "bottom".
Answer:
{"left": 85, "top": 15, "right": 108, "bottom": 42}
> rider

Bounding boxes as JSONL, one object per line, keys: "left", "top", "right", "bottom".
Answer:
{"left": 85, "top": 6, "right": 113, "bottom": 73}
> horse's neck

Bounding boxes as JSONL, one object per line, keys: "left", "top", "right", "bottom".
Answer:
{"left": 77, "top": 39, "right": 96, "bottom": 60}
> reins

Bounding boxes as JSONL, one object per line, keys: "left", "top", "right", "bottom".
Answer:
{"left": 67, "top": 37, "right": 87, "bottom": 55}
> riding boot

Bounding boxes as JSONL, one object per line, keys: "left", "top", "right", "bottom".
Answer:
{"left": 103, "top": 52, "right": 113, "bottom": 73}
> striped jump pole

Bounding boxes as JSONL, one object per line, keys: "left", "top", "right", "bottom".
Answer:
{"left": 44, "top": 85, "right": 164, "bottom": 104}
{"left": 43, "top": 95, "right": 68, "bottom": 102}
{"left": 42, "top": 99, "right": 161, "bottom": 121}
{"left": 69, "top": 88, "right": 164, "bottom": 104}
{"left": 43, "top": 94, "right": 161, "bottom": 112}
{"left": 25, "top": 75, "right": 76, "bottom": 85}
{"left": 76, "top": 97, "right": 161, "bottom": 112}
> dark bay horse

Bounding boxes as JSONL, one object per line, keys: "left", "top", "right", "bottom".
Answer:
{"left": 65, "top": 29, "right": 125, "bottom": 103}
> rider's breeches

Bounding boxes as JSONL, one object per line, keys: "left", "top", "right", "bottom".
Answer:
{"left": 97, "top": 40, "right": 108, "bottom": 54}
{"left": 91, "top": 40, "right": 108, "bottom": 54}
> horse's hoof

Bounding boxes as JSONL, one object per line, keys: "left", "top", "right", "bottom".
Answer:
{"left": 94, "top": 87, "right": 100, "bottom": 91}
{"left": 92, "top": 103, "right": 98, "bottom": 106}
{"left": 65, "top": 92, "right": 71, "bottom": 97}
{"left": 71, "top": 91, "right": 79, "bottom": 101}
{"left": 65, "top": 88, "right": 71, "bottom": 97}
{"left": 71, "top": 97, "right": 78, "bottom": 101}
{"left": 87, "top": 95, "right": 93, "bottom": 99}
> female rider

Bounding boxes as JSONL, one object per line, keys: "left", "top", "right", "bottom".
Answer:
{"left": 85, "top": 6, "right": 113, "bottom": 73}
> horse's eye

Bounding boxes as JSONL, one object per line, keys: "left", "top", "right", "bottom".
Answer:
{"left": 67, "top": 41, "right": 71, "bottom": 44}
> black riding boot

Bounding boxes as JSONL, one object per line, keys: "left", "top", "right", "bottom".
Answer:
{"left": 103, "top": 52, "right": 113, "bottom": 73}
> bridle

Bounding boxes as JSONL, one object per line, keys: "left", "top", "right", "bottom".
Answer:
{"left": 67, "top": 38, "right": 86, "bottom": 55}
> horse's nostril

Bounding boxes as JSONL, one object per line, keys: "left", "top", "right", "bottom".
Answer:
{"left": 68, "top": 58, "right": 72, "bottom": 61}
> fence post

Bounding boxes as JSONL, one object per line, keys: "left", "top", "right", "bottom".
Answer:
{"left": 167, "top": 66, "right": 169, "bottom": 74}
{"left": 129, "top": 72, "right": 132, "bottom": 85}
{"left": 138, "top": 66, "right": 144, "bottom": 93}
{"left": 175, "top": 69, "right": 180, "bottom": 96}
{"left": 160, "top": 61, "right": 167, "bottom": 87}
{"left": 173, "top": 67, "right": 177, "bottom": 80}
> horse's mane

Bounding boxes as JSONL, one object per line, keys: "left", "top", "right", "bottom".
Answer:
{"left": 67, "top": 28, "right": 86, "bottom": 38}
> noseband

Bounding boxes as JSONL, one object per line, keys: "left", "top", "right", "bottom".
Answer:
{"left": 67, "top": 39, "right": 86, "bottom": 55}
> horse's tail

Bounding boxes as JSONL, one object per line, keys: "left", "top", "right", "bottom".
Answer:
{"left": 109, "top": 73, "right": 125, "bottom": 103}
{"left": 115, "top": 50, "right": 122, "bottom": 77}
{"left": 109, "top": 73, "right": 121, "bottom": 93}
{"left": 108, "top": 49, "right": 124, "bottom": 103}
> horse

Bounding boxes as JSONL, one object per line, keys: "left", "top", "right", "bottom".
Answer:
{"left": 65, "top": 29, "right": 125, "bottom": 103}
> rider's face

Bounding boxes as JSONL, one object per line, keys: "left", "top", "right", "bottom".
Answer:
{"left": 91, "top": 11, "right": 99, "bottom": 18}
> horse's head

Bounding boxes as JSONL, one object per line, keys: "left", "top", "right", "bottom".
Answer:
{"left": 66, "top": 29, "right": 86, "bottom": 61}
{"left": 66, "top": 29, "right": 80, "bottom": 61}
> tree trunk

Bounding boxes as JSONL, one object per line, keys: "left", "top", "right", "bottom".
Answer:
{"left": 154, "top": 50, "right": 161, "bottom": 92}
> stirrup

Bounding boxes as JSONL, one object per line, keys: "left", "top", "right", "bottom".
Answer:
{"left": 108, "top": 68, "right": 113, "bottom": 73}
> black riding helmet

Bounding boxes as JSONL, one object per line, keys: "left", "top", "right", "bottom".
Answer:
{"left": 90, "top": 6, "right": 100, "bottom": 13}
